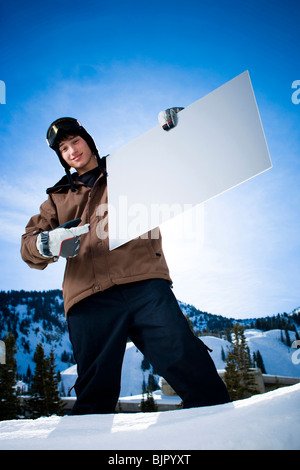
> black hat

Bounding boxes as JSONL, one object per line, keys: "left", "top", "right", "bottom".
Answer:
{"left": 46, "top": 117, "right": 106, "bottom": 191}
{"left": 46, "top": 117, "right": 99, "bottom": 170}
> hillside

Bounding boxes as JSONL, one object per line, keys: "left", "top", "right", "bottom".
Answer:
{"left": 0, "top": 289, "right": 299, "bottom": 399}
{"left": 0, "top": 290, "right": 73, "bottom": 381}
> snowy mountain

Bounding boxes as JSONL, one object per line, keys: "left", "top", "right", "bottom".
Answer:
{"left": 0, "top": 290, "right": 299, "bottom": 399}
{"left": 0, "top": 290, "right": 73, "bottom": 380}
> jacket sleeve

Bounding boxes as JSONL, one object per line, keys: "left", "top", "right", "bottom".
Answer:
{"left": 20, "top": 195, "right": 59, "bottom": 270}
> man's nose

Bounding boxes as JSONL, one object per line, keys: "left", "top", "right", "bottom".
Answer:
{"left": 70, "top": 145, "right": 78, "bottom": 155}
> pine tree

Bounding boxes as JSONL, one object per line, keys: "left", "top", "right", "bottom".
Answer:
{"left": 140, "top": 373, "right": 158, "bottom": 412}
{"left": 224, "top": 324, "right": 258, "bottom": 401}
{"left": 45, "top": 349, "right": 65, "bottom": 416}
{"left": 26, "top": 364, "right": 32, "bottom": 384}
{"left": 147, "top": 372, "right": 159, "bottom": 392}
{"left": 140, "top": 391, "right": 158, "bottom": 412}
{"left": 293, "top": 324, "right": 300, "bottom": 341}
{"left": 284, "top": 328, "right": 291, "bottom": 347}
{"left": 27, "top": 343, "right": 65, "bottom": 418}
{"left": 221, "top": 346, "right": 226, "bottom": 362}
{"left": 141, "top": 356, "right": 150, "bottom": 371}
{"left": 224, "top": 349, "right": 241, "bottom": 400}
{"left": 27, "top": 343, "right": 49, "bottom": 418}
{"left": 0, "top": 332, "right": 19, "bottom": 420}
{"left": 253, "top": 350, "right": 266, "bottom": 374}
{"left": 142, "top": 378, "right": 147, "bottom": 394}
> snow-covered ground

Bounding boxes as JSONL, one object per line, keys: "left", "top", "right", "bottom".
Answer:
{"left": 0, "top": 383, "right": 299, "bottom": 450}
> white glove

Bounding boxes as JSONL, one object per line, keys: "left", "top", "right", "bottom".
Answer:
{"left": 158, "top": 107, "right": 184, "bottom": 130}
{"left": 36, "top": 219, "right": 90, "bottom": 259}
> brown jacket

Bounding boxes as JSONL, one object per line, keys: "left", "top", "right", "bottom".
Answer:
{"left": 21, "top": 170, "right": 172, "bottom": 315}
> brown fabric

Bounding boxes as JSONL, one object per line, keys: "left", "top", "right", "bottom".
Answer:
{"left": 21, "top": 172, "right": 172, "bottom": 315}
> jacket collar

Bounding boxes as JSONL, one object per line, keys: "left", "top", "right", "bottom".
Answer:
{"left": 46, "top": 156, "right": 108, "bottom": 195}
{"left": 46, "top": 174, "right": 83, "bottom": 194}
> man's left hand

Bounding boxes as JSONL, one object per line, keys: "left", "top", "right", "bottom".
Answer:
{"left": 158, "top": 107, "right": 184, "bottom": 131}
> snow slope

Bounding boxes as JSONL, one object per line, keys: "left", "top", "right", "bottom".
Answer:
{"left": 244, "top": 329, "right": 300, "bottom": 377}
{"left": 202, "top": 329, "right": 300, "bottom": 377}
{"left": 60, "top": 336, "right": 231, "bottom": 398}
{"left": 60, "top": 330, "right": 300, "bottom": 398}
{"left": 60, "top": 342, "right": 161, "bottom": 398}
{"left": 0, "top": 384, "right": 299, "bottom": 450}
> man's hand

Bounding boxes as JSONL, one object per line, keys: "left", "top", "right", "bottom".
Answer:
{"left": 36, "top": 219, "right": 90, "bottom": 259}
{"left": 158, "top": 107, "right": 184, "bottom": 131}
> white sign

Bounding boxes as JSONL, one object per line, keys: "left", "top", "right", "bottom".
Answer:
{"left": 107, "top": 71, "right": 272, "bottom": 250}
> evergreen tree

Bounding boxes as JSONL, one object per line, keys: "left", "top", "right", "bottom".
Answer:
{"left": 253, "top": 350, "right": 266, "bottom": 374}
{"left": 142, "top": 377, "right": 147, "bottom": 394}
{"left": 140, "top": 390, "right": 158, "bottom": 412}
{"left": 147, "top": 372, "right": 159, "bottom": 392}
{"left": 140, "top": 373, "right": 158, "bottom": 412}
{"left": 293, "top": 325, "right": 300, "bottom": 342}
{"left": 221, "top": 346, "right": 226, "bottom": 362}
{"left": 284, "top": 328, "right": 291, "bottom": 347}
{"left": 224, "top": 349, "right": 241, "bottom": 400}
{"left": 224, "top": 328, "right": 232, "bottom": 343}
{"left": 224, "top": 324, "right": 258, "bottom": 401}
{"left": 25, "top": 364, "right": 32, "bottom": 388}
{"left": 141, "top": 356, "right": 150, "bottom": 371}
{"left": 27, "top": 343, "right": 65, "bottom": 418}
{"left": 27, "top": 343, "right": 49, "bottom": 418}
{"left": 45, "top": 349, "right": 65, "bottom": 416}
{"left": 0, "top": 332, "right": 19, "bottom": 420}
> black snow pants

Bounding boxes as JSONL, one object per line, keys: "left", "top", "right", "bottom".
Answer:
{"left": 67, "top": 279, "right": 230, "bottom": 414}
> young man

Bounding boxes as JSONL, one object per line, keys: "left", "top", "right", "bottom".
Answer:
{"left": 21, "top": 117, "right": 230, "bottom": 414}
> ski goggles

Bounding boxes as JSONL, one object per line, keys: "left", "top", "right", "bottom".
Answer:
{"left": 46, "top": 117, "right": 82, "bottom": 148}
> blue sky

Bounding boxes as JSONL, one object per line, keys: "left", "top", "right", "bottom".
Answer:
{"left": 0, "top": 0, "right": 299, "bottom": 319}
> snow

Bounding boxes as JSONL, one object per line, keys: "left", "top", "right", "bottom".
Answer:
{"left": 199, "top": 335, "right": 231, "bottom": 369}
{"left": 120, "top": 342, "right": 160, "bottom": 397}
{"left": 60, "top": 329, "right": 300, "bottom": 399}
{"left": 2, "top": 295, "right": 300, "bottom": 451}
{"left": 0, "top": 384, "right": 299, "bottom": 450}
{"left": 60, "top": 342, "right": 161, "bottom": 398}
{"left": 200, "top": 329, "right": 300, "bottom": 379}
{"left": 244, "top": 329, "right": 300, "bottom": 377}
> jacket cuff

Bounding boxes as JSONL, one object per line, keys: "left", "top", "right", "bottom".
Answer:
{"left": 36, "top": 232, "right": 53, "bottom": 258}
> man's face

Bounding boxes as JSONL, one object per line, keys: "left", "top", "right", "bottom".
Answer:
{"left": 59, "top": 135, "right": 97, "bottom": 175}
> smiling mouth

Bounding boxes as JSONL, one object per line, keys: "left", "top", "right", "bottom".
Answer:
{"left": 72, "top": 153, "right": 82, "bottom": 162}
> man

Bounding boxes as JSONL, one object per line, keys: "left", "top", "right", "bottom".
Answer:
{"left": 21, "top": 116, "right": 230, "bottom": 414}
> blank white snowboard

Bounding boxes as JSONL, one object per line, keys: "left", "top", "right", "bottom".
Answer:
{"left": 106, "top": 71, "right": 272, "bottom": 250}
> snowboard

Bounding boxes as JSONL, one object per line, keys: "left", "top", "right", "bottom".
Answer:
{"left": 106, "top": 71, "right": 272, "bottom": 250}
